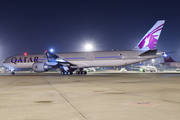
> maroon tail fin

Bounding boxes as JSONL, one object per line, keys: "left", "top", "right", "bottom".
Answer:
{"left": 163, "top": 53, "right": 175, "bottom": 62}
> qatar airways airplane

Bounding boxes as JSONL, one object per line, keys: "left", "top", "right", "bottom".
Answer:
{"left": 3, "top": 20, "right": 165, "bottom": 75}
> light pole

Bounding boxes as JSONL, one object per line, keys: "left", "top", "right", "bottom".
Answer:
{"left": 152, "top": 59, "right": 155, "bottom": 66}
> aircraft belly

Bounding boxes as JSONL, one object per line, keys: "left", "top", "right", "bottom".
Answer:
{"left": 70, "top": 59, "right": 145, "bottom": 67}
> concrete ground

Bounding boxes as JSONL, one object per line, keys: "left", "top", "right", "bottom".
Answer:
{"left": 0, "top": 72, "right": 180, "bottom": 120}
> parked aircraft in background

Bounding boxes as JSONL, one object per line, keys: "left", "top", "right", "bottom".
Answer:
{"left": 84, "top": 67, "right": 96, "bottom": 72}
{"left": 161, "top": 53, "right": 180, "bottom": 68}
{"left": 120, "top": 68, "right": 127, "bottom": 72}
{"left": 3, "top": 20, "right": 165, "bottom": 75}
{"left": 139, "top": 63, "right": 157, "bottom": 72}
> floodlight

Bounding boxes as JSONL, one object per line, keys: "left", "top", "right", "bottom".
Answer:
{"left": 85, "top": 44, "right": 92, "bottom": 50}
{"left": 50, "top": 49, "right": 54, "bottom": 52}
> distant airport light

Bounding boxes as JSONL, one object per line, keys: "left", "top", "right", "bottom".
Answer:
{"left": 50, "top": 49, "right": 54, "bottom": 52}
{"left": 24, "top": 53, "right": 27, "bottom": 56}
{"left": 152, "top": 59, "right": 155, "bottom": 66}
{"left": 85, "top": 44, "right": 93, "bottom": 51}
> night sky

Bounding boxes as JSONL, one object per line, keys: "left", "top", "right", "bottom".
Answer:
{"left": 0, "top": 0, "right": 180, "bottom": 62}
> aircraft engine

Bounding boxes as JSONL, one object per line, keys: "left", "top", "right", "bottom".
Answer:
{"left": 32, "top": 62, "right": 51, "bottom": 72}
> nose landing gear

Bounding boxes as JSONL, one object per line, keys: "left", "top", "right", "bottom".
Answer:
{"left": 10, "top": 69, "right": 15, "bottom": 75}
{"left": 11, "top": 71, "right": 15, "bottom": 75}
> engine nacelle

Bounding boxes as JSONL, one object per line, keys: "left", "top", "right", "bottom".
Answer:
{"left": 32, "top": 62, "right": 50, "bottom": 72}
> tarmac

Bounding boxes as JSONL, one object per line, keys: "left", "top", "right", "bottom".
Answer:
{"left": 0, "top": 71, "right": 180, "bottom": 120}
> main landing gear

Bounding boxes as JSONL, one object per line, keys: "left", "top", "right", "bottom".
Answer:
{"left": 61, "top": 71, "right": 87, "bottom": 75}
{"left": 76, "top": 68, "right": 87, "bottom": 75}
{"left": 61, "top": 71, "right": 73, "bottom": 75}
{"left": 76, "top": 71, "right": 87, "bottom": 75}
{"left": 60, "top": 68, "right": 87, "bottom": 75}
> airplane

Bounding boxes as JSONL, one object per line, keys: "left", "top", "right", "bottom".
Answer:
{"left": 161, "top": 53, "right": 180, "bottom": 68}
{"left": 84, "top": 67, "right": 96, "bottom": 72}
{"left": 2, "top": 20, "right": 165, "bottom": 75}
{"left": 119, "top": 68, "right": 127, "bottom": 72}
{"left": 139, "top": 63, "right": 157, "bottom": 72}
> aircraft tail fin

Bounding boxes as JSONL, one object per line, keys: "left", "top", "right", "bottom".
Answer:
{"left": 133, "top": 20, "right": 165, "bottom": 50}
{"left": 163, "top": 53, "right": 175, "bottom": 62}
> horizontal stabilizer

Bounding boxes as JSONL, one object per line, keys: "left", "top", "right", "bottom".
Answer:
{"left": 139, "top": 49, "right": 157, "bottom": 56}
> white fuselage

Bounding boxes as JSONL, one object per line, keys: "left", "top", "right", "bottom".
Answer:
{"left": 161, "top": 62, "right": 180, "bottom": 68}
{"left": 3, "top": 50, "right": 163, "bottom": 69}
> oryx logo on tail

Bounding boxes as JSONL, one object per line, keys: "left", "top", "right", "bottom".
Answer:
{"left": 133, "top": 20, "right": 165, "bottom": 50}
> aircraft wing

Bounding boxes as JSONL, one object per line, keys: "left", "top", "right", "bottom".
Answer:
{"left": 44, "top": 50, "right": 76, "bottom": 66}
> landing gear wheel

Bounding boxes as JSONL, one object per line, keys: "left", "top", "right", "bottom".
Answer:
{"left": 76, "top": 71, "right": 87, "bottom": 75}
{"left": 61, "top": 71, "right": 73, "bottom": 75}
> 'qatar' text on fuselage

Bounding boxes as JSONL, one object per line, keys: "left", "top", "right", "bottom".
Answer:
{"left": 11, "top": 57, "right": 39, "bottom": 64}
